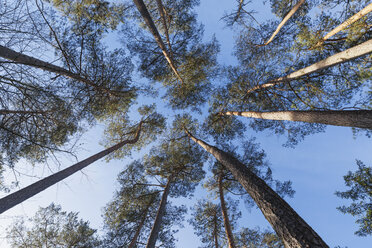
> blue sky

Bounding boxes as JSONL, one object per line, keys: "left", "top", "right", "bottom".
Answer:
{"left": 0, "top": 0, "right": 371, "bottom": 247}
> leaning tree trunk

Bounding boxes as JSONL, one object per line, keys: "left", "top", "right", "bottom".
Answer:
{"left": 128, "top": 196, "right": 154, "bottom": 248}
{"left": 184, "top": 129, "right": 329, "bottom": 248}
{"left": 318, "top": 3, "right": 372, "bottom": 45}
{"left": 259, "top": 0, "right": 305, "bottom": 46}
{"left": 0, "top": 122, "right": 143, "bottom": 214}
{"left": 222, "top": 110, "right": 372, "bottom": 129}
{"left": 146, "top": 174, "right": 173, "bottom": 248}
{"left": 155, "top": 0, "right": 173, "bottom": 59}
{"left": 132, "top": 0, "right": 184, "bottom": 84}
{"left": 0, "top": 45, "right": 131, "bottom": 96}
{"left": 246, "top": 39, "right": 372, "bottom": 94}
{"left": 218, "top": 173, "right": 236, "bottom": 248}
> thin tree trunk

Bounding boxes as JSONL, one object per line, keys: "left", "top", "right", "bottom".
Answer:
{"left": 132, "top": 0, "right": 184, "bottom": 84}
{"left": 155, "top": 0, "right": 173, "bottom": 59}
{"left": 128, "top": 196, "right": 153, "bottom": 248}
{"left": 146, "top": 174, "right": 173, "bottom": 248}
{"left": 317, "top": 3, "right": 372, "bottom": 46}
{"left": 0, "top": 122, "right": 143, "bottom": 215}
{"left": 247, "top": 39, "right": 372, "bottom": 94}
{"left": 259, "top": 0, "right": 305, "bottom": 46}
{"left": 222, "top": 110, "right": 372, "bottom": 129}
{"left": 218, "top": 173, "right": 236, "bottom": 248}
{"left": 0, "top": 45, "right": 132, "bottom": 96}
{"left": 213, "top": 214, "right": 219, "bottom": 248}
{"left": 184, "top": 129, "right": 329, "bottom": 248}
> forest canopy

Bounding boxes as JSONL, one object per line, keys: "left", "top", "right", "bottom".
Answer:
{"left": 0, "top": 0, "right": 371, "bottom": 247}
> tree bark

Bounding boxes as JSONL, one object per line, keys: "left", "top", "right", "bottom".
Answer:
{"left": 184, "top": 129, "right": 329, "bottom": 248}
{"left": 218, "top": 173, "right": 236, "bottom": 248}
{"left": 247, "top": 39, "right": 372, "bottom": 94}
{"left": 260, "top": 0, "right": 305, "bottom": 46}
{"left": 146, "top": 174, "right": 173, "bottom": 248}
{"left": 155, "top": 0, "right": 173, "bottom": 59}
{"left": 0, "top": 45, "right": 132, "bottom": 96}
{"left": 223, "top": 110, "right": 372, "bottom": 129}
{"left": 318, "top": 3, "right": 372, "bottom": 45}
{"left": 0, "top": 122, "right": 143, "bottom": 215}
{"left": 128, "top": 196, "right": 153, "bottom": 248}
{"left": 132, "top": 0, "right": 184, "bottom": 84}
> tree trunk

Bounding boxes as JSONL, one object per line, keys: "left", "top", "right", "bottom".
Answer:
{"left": 260, "top": 0, "right": 305, "bottom": 46}
{"left": 319, "top": 3, "right": 372, "bottom": 45}
{"left": 0, "top": 122, "right": 143, "bottom": 215}
{"left": 223, "top": 110, "right": 372, "bottom": 129}
{"left": 132, "top": 0, "right": 184, "bottom": 84}
{"left": 184, "top": 129, "right": 329, "bottom": 248}
{"left": 155, "top": 0, "right": 173, "bottom": 59}
{"left": 128, "top": 196, "right": 153, "bottom": 248}
{"left": 213, "top": 214, "right": 219, "bottom": 248}
{"left": 146, "top": 174, "right": 173, "bottom": 248}
{"left": 0, "top": 45, "right": 131, "bottom": 96}
{"left": 218, "top": 173, "right": 236, "bottom": 248}
{"left": 247, "top": 39, "right": 372, "bottom": 94}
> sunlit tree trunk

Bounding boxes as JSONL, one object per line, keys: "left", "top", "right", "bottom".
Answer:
{"left": 318, "top": 3, "right": 372, "bottom": 45}
{"left": 247, "top": 39, "right": 372, "bottom": 94}
{"left": 218, "top": 173, "right": 236, "bottom": 248}
{"left": 132, "top": 0, "right": 184, "bottom": 84}
{"left": 222, "top": 110, "right": 372, "bottom": 129}
{"left": 0, "top": 122, "right": 143, "bottom": 215}
{"left": 260, "top": 0, "right": 305, "bottom": 46}
{"left": 0, "top": 45, "right": 131, "bottom": 96}
{"left": 155, "top": 0, "right": 173, "bottom": 59}
{"left": 146, "top": 174, "right": 173, "bottom": 248}
{"left": 184, "top": 129, "right": 329, "bottom": 248}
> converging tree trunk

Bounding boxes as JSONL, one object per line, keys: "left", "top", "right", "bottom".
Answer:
{"left": 218, "top": 173, "right": 236, "bottom": 248}
{"left": 0, "top": 45, "right": 131, "bottom": 96}
{"left": 128, "top": 196, "right": 154, "bottom": 248}
{"left": 132, "top": 0, "right": 184, "bottom": 84}
{"left": 155, "top": 0, "right": 173, "bottom": 59}
{"left": 146, "top": 174, "right": 173, "bottom": 248}
{"left": 213, "top": 214, "right": 219, "bottom": 248}
{"left": 184, "top": 129, "right": 329, "bottom": 248}
{"left": 247, "top": 39, "right": 372, "bottom": 94}
{"left": 0, "top": 122, "right": 143, "bottom": 215}
{"left": 260, "top": 0, "right": 305, "bottom": 46}
{"left": 222, "top": 110, "right": 372, "bottom": 129}
{"left": 318, "top": 3, "right": 372, "bottom": 46}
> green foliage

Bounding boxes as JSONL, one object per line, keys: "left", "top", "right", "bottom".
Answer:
{"left": 336, "top": 160, "right": 372, "bottom": 236}
{"left": 6, "top": 203, "right": 101, "bottom": 247}
{"left": 236, "top": 227, "right": 284, "bottom": 248}
{"left": 189, "top": 200, "right": 228, "bottom": 248}
{"left": 102, "top": 104, "right": 166, "bottom": 159}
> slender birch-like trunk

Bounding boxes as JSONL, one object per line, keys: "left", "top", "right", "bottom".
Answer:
{"left": 0, "top": 45, "right": 131, "bottom": 96}
{"left": 247, "top": 39, "right": 372, "bottom": 94}
{"left": 132, "top": 0, "right": 184, "bottom": 84}
{"left": 218, "top": 173, "right": 236, "bottom": 248}
{"left": 146, "top": 174, "right": 173, "bottom": 248}
{"left": 222, "top": 110, "right": 372, "bottom": 129}
{"left": 128, "top": 196, "right": 153, "bottom": 248}
{"left": 318, "top": 3, "right": 372, "bottom": 45}
{"left": 0, "top": 122, "right": 143, "bottom": 214}
{"left": 184, "top": 129, "right": 329, "bottom": 248}
{"left": 260, "top": 0, "right": 305, "bottom": 46}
